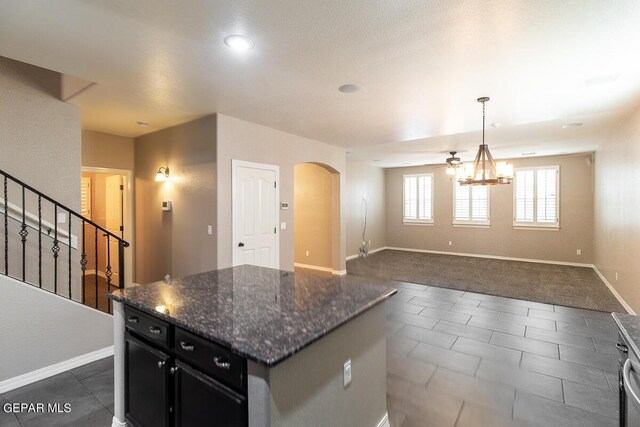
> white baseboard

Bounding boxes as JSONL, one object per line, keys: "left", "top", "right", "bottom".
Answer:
{"left": 592, "top": 266, "right": 635, "bottom": 315}
{"left": 111, "top": 416, "right": 127, "bottom": 427}
{"left": 376, "top": 412, "right": 390, "bottom": 427}
{"left": 0, "top": 346, "right": 114, "bottom": 393}
{"left": 346, "top": 246, "right": 386, "bottom": 261}
{"left": 294, "top": 263, "right": 346, "bottom": 276}
{"left": 384, "top": 246, "right": 594, "bottom": 268}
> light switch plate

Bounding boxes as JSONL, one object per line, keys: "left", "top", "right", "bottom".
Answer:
{"left": 57, "top": 213, "right": 66, "bottom": 224}
{"left": 280, "top": 222, "right": 286, "bottom": 230}
{"left": 207, "top": 225, "right": 213, "bottom": 235}
{"left": 343, "top": 359, "right": 352, "bottom": 387}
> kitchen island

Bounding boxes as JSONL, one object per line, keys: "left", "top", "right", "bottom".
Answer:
{"left": 108, "top": 265, "right": 396, "bottom": 427}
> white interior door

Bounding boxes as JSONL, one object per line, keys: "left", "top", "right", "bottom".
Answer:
{"left": 232, "top": 161, "right": 279, "bottom": 269}
{"left": 105, "top": 175, "right": 124, "bottom": 278}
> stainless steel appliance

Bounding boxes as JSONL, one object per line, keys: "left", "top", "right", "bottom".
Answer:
{"left": 618, "top": 331, "right": 640, "bottom": 426}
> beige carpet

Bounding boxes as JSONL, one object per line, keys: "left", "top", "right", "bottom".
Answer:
{"left": 347, "top": 250, "right": 624, "bottom": 312}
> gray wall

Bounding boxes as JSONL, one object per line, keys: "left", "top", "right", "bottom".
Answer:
{"left": 594, "top": 105, "right": 640, "bottom": 312}
{"left": 0, "top": 274, "right": 113, "bottom": 383}
{"left": 134, "top": 115, "right": 217, "bottom": 283}
{"left": 216, "top": 114, "right": 347, "bottom": 272}
{"left": 82, "top": 130, "right": 135, "bottom": 171}
{"left": 346, "top": 160, "right": 386, "bottom": 257}
{"left": 0, "top": 57, "right": 80, "bottom": 210}
{"left": 385, "top": 153, "right": 594, "bottom": 264}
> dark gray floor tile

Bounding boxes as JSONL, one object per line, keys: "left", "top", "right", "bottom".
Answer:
{"left": 0, "top": 394, "right": 21, "bottom": 427}
{"left": 20, "top": 394, "right": 113, "bottom": 427}
{"left": 395, "top": 281, "right": 430, "bottom": 291}
{"left": 605, "top": 371, "right": 618, "bottom": 393}
{"left": 426, "top": 367, "right": 515, "bottom": 414}
{"left": 483, "top": 295, "right": 555, "bottom": 312}
{"left": 499, "top": 312, "right": 556, "bottom": 331}
{"left": 554, "top": 306, "right": 614, "bottom": 322}
{"left": 584, "top": 316, "right": 618, "bottom": 332}
{"left": 433, "top": 320, "right": 492, "bottom": 343}
{"left": 479, "top": 301, "right": 529, "bottom": 316}
{"left": 521, "top": 353, "right": 610, "bottom": 390}
{"left": 387, "top": 407, "right": 407, "bottom": 427}
{"left": 398, "top": 288, "right": 432, "bottom": 298}
{"left": 70, "top": 356, "right": 114, "bottom": 381}
{"left": 408, "top": 296, "right": 455, "bottom": 311}
{"left": 455, "top": 401, "right": 520, "bottom": 427}
{"left": 387, "top": 319, "right": 405, "bottom": 335}
{"left": 388, "top": 300, "right": 425, "bottom": 315}
{"left": 593, "top": 338, "right": 619, "bottom": 355}
{"left": 477, "top": 359, "right": 563, "bottom": 402}
{"left": 397, "top": 325, "right": 458, "bottom": 349}
{"left": 450, "top": 304, "right": 501, "bottom": 320}
{"left": 525, "top": 326, "right": 596, "bottom": 350}
{"left": 559, "top": 345, "right": 618, "bottom": 372}
{"left": 468, "top": 317, "right": 526, "bottom": 336}
{"left": 80, "top": 369, "right": 114, "bottom": 414}
{"left": 514, "top": 390, "right": 617, "bottom": 427}
{"left": 409, "top": 343, "right": 480, "bottom": 376}
{"left": 556, "top": 321, "right": 618, "bottom": 341}
{"left": 388, "top": 311, "right": 439, "bottom": 330}
{"left": 387, "top": 335, "right": 420, "bottom": 356}
{"left": 387, "top": 352, "right": 437, "bottom": 386}
{"left": 419, "top": 307, "right": 470, "bottom": 324}
{"left": 491, "top": 332, "right": 559, "bottom": 358}
{"left": 562, "top": 380, "right": 618, "bottom": 419}
{"left": 528, "top": 309, "right": 587, "bottom": 326}
{"left": 424, "top": 287, "right": 466, "bottom": 298}
{"left": 391, "top": 292, "right": 415, "bottom": 303}
{"left": 423, "top": 292, "right": 481, "bottom": 308}
{"left": 451, "top": 337, "right": 522, "bottom": 367}
{"left": 387, "top": 374, "right": 463, "bottom": 427}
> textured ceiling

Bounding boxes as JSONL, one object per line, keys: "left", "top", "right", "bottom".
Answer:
{"left": 1, "top": 0, "right": 640, "bottom": 166}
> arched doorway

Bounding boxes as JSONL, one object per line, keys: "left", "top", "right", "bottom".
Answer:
{"left": 293, "top": 162, "right": 340, "bottom": 274}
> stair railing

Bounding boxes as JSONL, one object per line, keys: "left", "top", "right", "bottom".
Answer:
{"left": 0, "top": 168, "right": 130, "bottom": 314}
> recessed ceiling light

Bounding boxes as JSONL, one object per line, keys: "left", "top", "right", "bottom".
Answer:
{"left": 224, "top": 35, "right": 255, "bottom": 51}
{"left": 491, "top": 122, "right": 502, "bottom": 128}
{"left": 585, "top": 73, "right": 619, "bottom": 87}
{"left": 137, "top": 121, "right": 149, "bottom": 127}
{"left": 562, "top": 123, "right": 583, "bottom": 128}
{"left": 521, "top": 152, "right": 536, "bottom": 156}
{"left": 338, "top": 84, "right": 360, "bottom": 93}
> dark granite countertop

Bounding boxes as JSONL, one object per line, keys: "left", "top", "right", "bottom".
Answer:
{"left": 613, "top": 312, "right": 640, "bottom": 356}
{"left": 109, "top": 265, "right": 396, "bottom": 367}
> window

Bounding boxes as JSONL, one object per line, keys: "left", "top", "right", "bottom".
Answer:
{"left": 453, "top": 181, "right": 489, "bottom": 226}
{"left": 513, "top": 166, "right": 559, "bottom": 228}
{"left": 81, "top": 176, "right": 92, "bottom": 220}
{"left": 403, "top": 173, "right": 433, "bottom": 224}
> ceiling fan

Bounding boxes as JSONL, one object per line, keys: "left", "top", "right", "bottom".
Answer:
{"left": 444, "top": 151, "right": 462, "bottom": 175}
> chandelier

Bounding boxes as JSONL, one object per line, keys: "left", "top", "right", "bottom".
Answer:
{"left": 458, "top": 97, "right": 512, "bottom": 185}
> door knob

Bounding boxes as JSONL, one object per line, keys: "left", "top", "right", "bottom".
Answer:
{"left": 238, "top": 242, "right": 245, "bottom": 247}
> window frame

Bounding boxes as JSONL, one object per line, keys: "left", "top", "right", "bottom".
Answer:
{"left": 512, "top": 165, "right": 560, "bottom": 230}
{"left": 452, "top": 180, "right": 491, "bottom": 227}
{"left": 402, "top": 173, "right": 434, "bottom": 225}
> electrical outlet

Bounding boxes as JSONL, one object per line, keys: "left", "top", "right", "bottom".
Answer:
{"left": 57, "top": 213, "right": 67, "bottom": 224}
{"left": 207, "top": 225, "right": 213, "bottom": 235}
{"left": 448, "top": 241, "right": 453, "bottom": 246}
{"left": 280, "top": 222, "right": 287, "bottom": 230}
{"left": 576, "top": 249, "right": 581, "bottom": 255}
{"left": 305, "top": 250, "right": 310, "bottom": 257}
{"left": 343, "top": 359, "right": 352, "bottom": 387}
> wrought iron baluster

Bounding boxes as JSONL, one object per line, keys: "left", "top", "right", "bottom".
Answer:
{"left": 53, "top": 204, "right": 60, "bottom": 294}
{"left": 106, "top": 235, "right": 112, "bottom": 314}
{"left": 20, "top": 187, "right": 28, "bottom": 282}
{"left": 68, "top": 213, "right": 72, "bottom": 298}
{"left": 3, "top": 175, "right": 7, "bottom": 275}
{"left": 94, "top": 227, "right": 98, "bottom": 309}
{"left": 118, "top": 240, "right": 125, "bottom": 289}
{"left": 38, "top": 195, "right": 42, "bottom": 287}
{"left": 81, "top": 218, "right": 86, "bottom": 304}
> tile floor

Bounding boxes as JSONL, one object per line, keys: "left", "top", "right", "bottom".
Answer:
{"left": 1, "top": 282, "right": 621, "bottom": 426}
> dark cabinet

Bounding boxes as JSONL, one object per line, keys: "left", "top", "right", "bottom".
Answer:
{"left": 125, "top": 332, "right": 172, "bottom": 427}
{"left": 174, "top": 360, "right": 247, "bottom": 427}
{"left": 124, "top": 305, "right": 248, "bottom": 427}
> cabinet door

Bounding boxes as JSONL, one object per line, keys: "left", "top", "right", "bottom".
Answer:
{"left": 174, "top": 360, "right": 247, "bottom": 427}
{"left": 125, "top": 333, "right": 171, "bottom": 427}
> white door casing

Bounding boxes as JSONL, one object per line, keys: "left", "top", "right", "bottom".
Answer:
{"left": 105, "top": 174, "right": 124, "bottom": 278}
{"left": 232, "top": 160, "right": 279, "bottom": 269}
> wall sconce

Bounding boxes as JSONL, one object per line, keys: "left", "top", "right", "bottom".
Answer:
{"left": 155, "top": 166, "right": 170, "bottom": 182}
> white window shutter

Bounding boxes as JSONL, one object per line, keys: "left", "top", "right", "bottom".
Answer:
{"left": 404, "top": 176, "right": 417, "bottom": 220}
{"left": 471, "top": 186, "right": 488, "bottom": 221}
{"left": 515, "top": 170, "right": 534, "bottom": 222}
{"left": 536, "top": 169, "right": 557, "bottom": 223}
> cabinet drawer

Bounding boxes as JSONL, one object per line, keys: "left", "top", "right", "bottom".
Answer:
{"left": 174, "top": 327, "right": 245, "bottom": 392}
{"left": 124, "top": 306, "right": 171, "bottom": 349}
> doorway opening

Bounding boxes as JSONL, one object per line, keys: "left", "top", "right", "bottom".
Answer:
{"left": 293, "top": 162, "right": 340, "bottom": 275}
{"left": 81, "top": 167, "right": 134, "bottom": 309}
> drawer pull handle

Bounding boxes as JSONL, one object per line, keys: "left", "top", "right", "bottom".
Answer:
{"left": 180, "top": 342, "right": 195, "bottom": 352}
{"left": 127, "top": 316, "right": 139, "bottom": 323}
{"left": 170, "top": 367, "right": 179, "bottom": 375}
{"left": 623, "top": 359, "right": 640, "bottom": 412}
{"left": 617, "top": 343, "right": 629, "bottom": 353}
{"left": 149, "top": 326, "right": 162, "bottom": 335}
{"left": 213, "top": 357, "right": 231, "bottom": 370}
{"left": 157, "top": 361, "right": 165, "bottom": 368}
